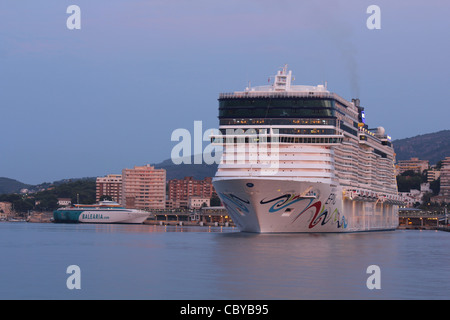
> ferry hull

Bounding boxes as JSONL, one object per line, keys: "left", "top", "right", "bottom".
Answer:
{"left": 53, "top": 210, "right": 150, "bottom": 224}
{"left": 213, "top": 178, "right": 399, "bottom": 233}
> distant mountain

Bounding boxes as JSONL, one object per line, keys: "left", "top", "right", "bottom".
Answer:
{"left": 0, "top": 177, "right": 31, "bottom": 194}
{"left": 153, "top": 157, "right": 218, "bottom": 181}
{"left": 0, "top": 177, "right": 96, "bottom": 195}
{"left": 392, "top": 130, "right": 450, "bottom": 165}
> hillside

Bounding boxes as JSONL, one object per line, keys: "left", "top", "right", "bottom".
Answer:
{"left": 392, "top": 130, "right": 450, "bottom": 165}
{"left": 0, "top": 177, "right": 31, "bottom": 194}
{"left": 153, "top": 157, "right": 218, "bottom": 180}
{"left": 0, "top": 179, "right": 96, "bottom": 213}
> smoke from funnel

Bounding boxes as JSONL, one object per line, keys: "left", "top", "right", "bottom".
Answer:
{"left": 331, "top": 26, "right": 360, "bottom": 97}
{"left": 344, "top": 45, "right": 360, "bottom": 98}
{"left": 312, "top": 1, "right": 360, "bottom": 97}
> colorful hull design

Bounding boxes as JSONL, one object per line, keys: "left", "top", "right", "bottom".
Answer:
{"left": 53, "top": 208, "right": 150, "bottom": 224}
{"left": 213, "top": 178, "right": 399, "bottom": 233}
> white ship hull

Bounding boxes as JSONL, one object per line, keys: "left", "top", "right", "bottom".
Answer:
{"left": 54, "top": 207, "right": 150, "bottom": 224}
{"left": 78, "top": 210, "right": 150, "bottom": 224}
{"left": 213, "top": 178, "right": 399, "bottom": 233}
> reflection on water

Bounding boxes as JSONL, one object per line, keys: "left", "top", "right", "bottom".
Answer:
{"left": 101, "top": 224, "right": 239, "bottom": 234}
{"left": 0, "top": 223, "right": 449, "bottom": 300}
{"left": 72, "top": 223, "right": 239, "bottom": 234}
{"left": 210, "top": 232, "right": 397, "bottom": 299}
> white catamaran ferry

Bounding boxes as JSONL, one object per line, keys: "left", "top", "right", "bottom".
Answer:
{"left": 53, "top": 201, "right": 150, "bottom": 224}
{"left": 212, "top": 65, "right": 404, "bottom": 233}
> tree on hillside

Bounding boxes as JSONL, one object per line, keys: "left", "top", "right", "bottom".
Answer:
{"left": 430, "top": 178, "right": 440, "bottom": 195}
{"left": 396, "top": 170, "right": 428, "bottom": 192}
{"left": 0, "top": 179, "right": 96, "bottom": 213}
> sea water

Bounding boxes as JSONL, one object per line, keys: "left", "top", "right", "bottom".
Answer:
{"left": 0, "top": 222, "right": 449, "bottom": 300}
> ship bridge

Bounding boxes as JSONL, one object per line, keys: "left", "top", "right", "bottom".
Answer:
{"left": 219, "top": 65, "right": 355, "bottom": 111}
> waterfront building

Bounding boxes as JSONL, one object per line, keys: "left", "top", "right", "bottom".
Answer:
{"left": 165, "top": 199, "right": 186, "bottom": 210}
{"left": 440, "top": 157, "right": 450, "bottom": 203}
{"left": 188, "top": 196, "right": 210, "bottom": 209}
{"left": 397, "top": 157, "right": 429, "bottom": 175}
{"left": 399, "top": 183, "right": 431, "bottom": 207}
{"left": 96, "top": 174, "right": 122, "bottom": 203}
{"left": 399, "top": 192, "right": 418, "bottom": 207}
{"left": 121, "top": 165, "right": 166, "bottom": 210}
{"left": 0, "top": 202, "right": 12, "bottom": 219}
{"left": 200, "top": 206, "right": 233, "bottom": 225}
{"left": 167, "top": 176, "right": 215, "bottom": 208}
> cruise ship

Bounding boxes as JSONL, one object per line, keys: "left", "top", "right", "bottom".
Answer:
{"left": 212, "top": 65, "right": 404, "bottom": 233}
{"left": 53, "top": 201, "right": 150, "bottom": 224}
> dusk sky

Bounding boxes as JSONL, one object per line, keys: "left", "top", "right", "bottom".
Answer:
{"left": 0, "top": 0, "right": 449, "bottom": 184}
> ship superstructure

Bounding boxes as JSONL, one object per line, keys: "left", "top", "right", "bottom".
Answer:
{"left": 212, "top": 65, "right": 403, "bottom": 232}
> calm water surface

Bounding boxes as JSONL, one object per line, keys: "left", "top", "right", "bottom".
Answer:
{"left": 0, "top": 222, "right": 449, "bottom": 300}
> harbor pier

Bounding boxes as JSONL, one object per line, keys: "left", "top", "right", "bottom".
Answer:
{"left": 144, "top": 206, "right": 235, "bottom": 227}
{"left": 398, "top": 208, "right": 449, "bottom": 230}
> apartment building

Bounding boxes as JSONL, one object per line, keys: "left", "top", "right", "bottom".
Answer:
{"left": 121, "top": 165, "right": 166, "bottom": 210}
{"left": 0, "top": 202, "right": 12, "bottom": 219}
{"left": 427, "top": 169, "right": 441, "bottom": 183}
{"left": 397, "top": 157, "right": 429, "bottom": 174}
{"left": 96, "top": 174, "right": 122, "bottom": 202}
{"left": 167, "top": 176, "right": 215, "bottom": 208}
{"left": 440, "top": 157, "right": 450, "bottom": 202}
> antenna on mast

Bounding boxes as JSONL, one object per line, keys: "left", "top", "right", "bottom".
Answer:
{"left": 274, "top": 64, "right": 292, "bottom": 91}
